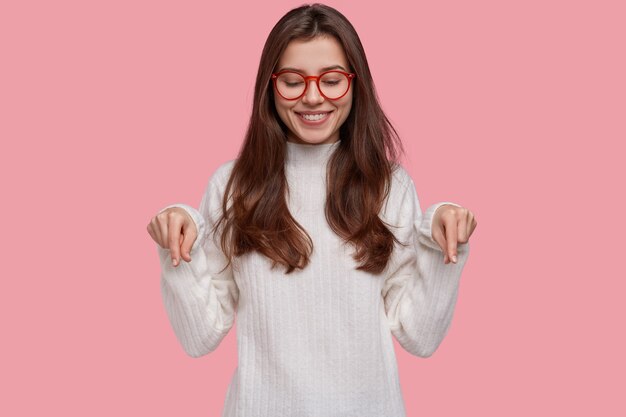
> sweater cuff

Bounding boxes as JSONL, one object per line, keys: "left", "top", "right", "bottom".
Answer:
{"left": 417, "top": 202, "right": 467, "bottom": 253}
{"left": 157, "top": 203, "right": 206, "bottom": 253}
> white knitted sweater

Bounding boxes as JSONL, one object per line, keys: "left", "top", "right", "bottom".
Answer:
{"left": 156, "top": 139, "right": 470, "bottom": 417}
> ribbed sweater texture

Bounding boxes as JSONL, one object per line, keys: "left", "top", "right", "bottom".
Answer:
{"left": 156, "top": 139, "right": 470, "bottom": 417}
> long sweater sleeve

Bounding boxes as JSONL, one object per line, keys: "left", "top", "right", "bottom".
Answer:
{"left": 156, "top": 167, "right": 239, "bottom": 358}
{"left": 381, "top": 172, "right": 470, "bottom": 358}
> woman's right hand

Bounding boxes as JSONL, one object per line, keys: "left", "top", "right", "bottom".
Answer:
{"left": 147, "top": 207, "right": 198, "bottom": 267}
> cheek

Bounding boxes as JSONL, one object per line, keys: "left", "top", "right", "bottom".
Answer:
{"left": 273, "top": 98, "right": 289, "bottom": 120}
{"left": 338, "top": 97, "right": 353, "bottom": 119}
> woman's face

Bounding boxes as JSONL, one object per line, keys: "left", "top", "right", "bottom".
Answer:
{"left": 273, "top": 36, "right": 353, "bottom": 145}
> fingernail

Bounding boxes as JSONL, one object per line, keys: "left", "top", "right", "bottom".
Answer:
{"left": 452, "top": 255, "right": 457, "bottom": 263}
{"left": 172, "top": 258, "right": 178, "bottom": 266}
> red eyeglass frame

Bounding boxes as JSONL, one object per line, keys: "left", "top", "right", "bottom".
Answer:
{"left": 271, "top": 70, "right": 356, "bottom": 101}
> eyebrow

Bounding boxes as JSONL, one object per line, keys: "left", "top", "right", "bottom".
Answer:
{"left": 276, "top": 64, "right": 347, "bottom": 74}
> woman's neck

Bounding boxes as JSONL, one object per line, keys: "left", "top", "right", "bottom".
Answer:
{"left": 285, "top": 139, "right": 341, "bottom": 169}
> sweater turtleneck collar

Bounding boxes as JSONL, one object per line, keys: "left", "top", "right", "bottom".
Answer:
{"left": 285, "top": 139, "right": 341, "bottom": 169}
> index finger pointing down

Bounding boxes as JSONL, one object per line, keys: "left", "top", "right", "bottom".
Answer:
{"left": 444, "top": 217, "right": 458, "bottom": 263}
{"left": 168, "top": 214, "right": 185, "bottom": 266}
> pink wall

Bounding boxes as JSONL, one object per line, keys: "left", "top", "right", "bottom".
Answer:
{"left": 1, "top": 0, "right": 623, "bottom": 415}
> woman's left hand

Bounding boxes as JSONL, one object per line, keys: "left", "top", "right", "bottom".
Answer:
{"left": 431, "top": 204, "right": 477, "bottom": 264}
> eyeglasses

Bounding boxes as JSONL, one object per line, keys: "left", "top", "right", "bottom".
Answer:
{"left": 271, "top": 70, "right": 356, "bottom": 101}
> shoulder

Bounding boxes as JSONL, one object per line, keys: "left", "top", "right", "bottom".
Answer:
{"left": 200, "top": 159, "right": 237, "bottom": 219}
{"left": 211, "top": 159, "right": 236, "bottom": 184}
{"left": 380, "top": 162, "right": 421, "bottom": 227}
{"left": 199, "top": 159, "right": 236, "bottom": 206}
{"left": 389, "top": 162, "right": 415, "bottom": 198}
{"left": 206, "top": 158, "right": 237, "bottom": 192}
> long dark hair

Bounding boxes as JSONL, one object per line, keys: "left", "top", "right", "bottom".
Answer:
{"left": 216, "top": 3, "right": 406, "bottom": 275}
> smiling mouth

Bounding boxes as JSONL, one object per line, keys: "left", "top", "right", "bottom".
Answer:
{"left": 295, "top": 111, "right": 333, "bottom": 121}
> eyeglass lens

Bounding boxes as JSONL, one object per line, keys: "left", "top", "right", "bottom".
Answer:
{"left": 275, "top": 71, "right": 350, "bottom": 99}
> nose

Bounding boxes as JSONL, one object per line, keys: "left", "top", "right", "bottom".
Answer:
{"left": 302, "top": 80, "right": 324, "bottom": 104}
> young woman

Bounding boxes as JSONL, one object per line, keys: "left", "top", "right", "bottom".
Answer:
{"left": 147, "top": 3, "right": 477, "bottom": 416}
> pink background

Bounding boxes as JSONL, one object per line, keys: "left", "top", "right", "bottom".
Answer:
{"left": 1, "top": 0, "right": 624, "bottom": 415}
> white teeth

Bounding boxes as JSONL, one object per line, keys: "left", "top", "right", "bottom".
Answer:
{"left": 299, "top": 112, "right": 329, "bottom": 121}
